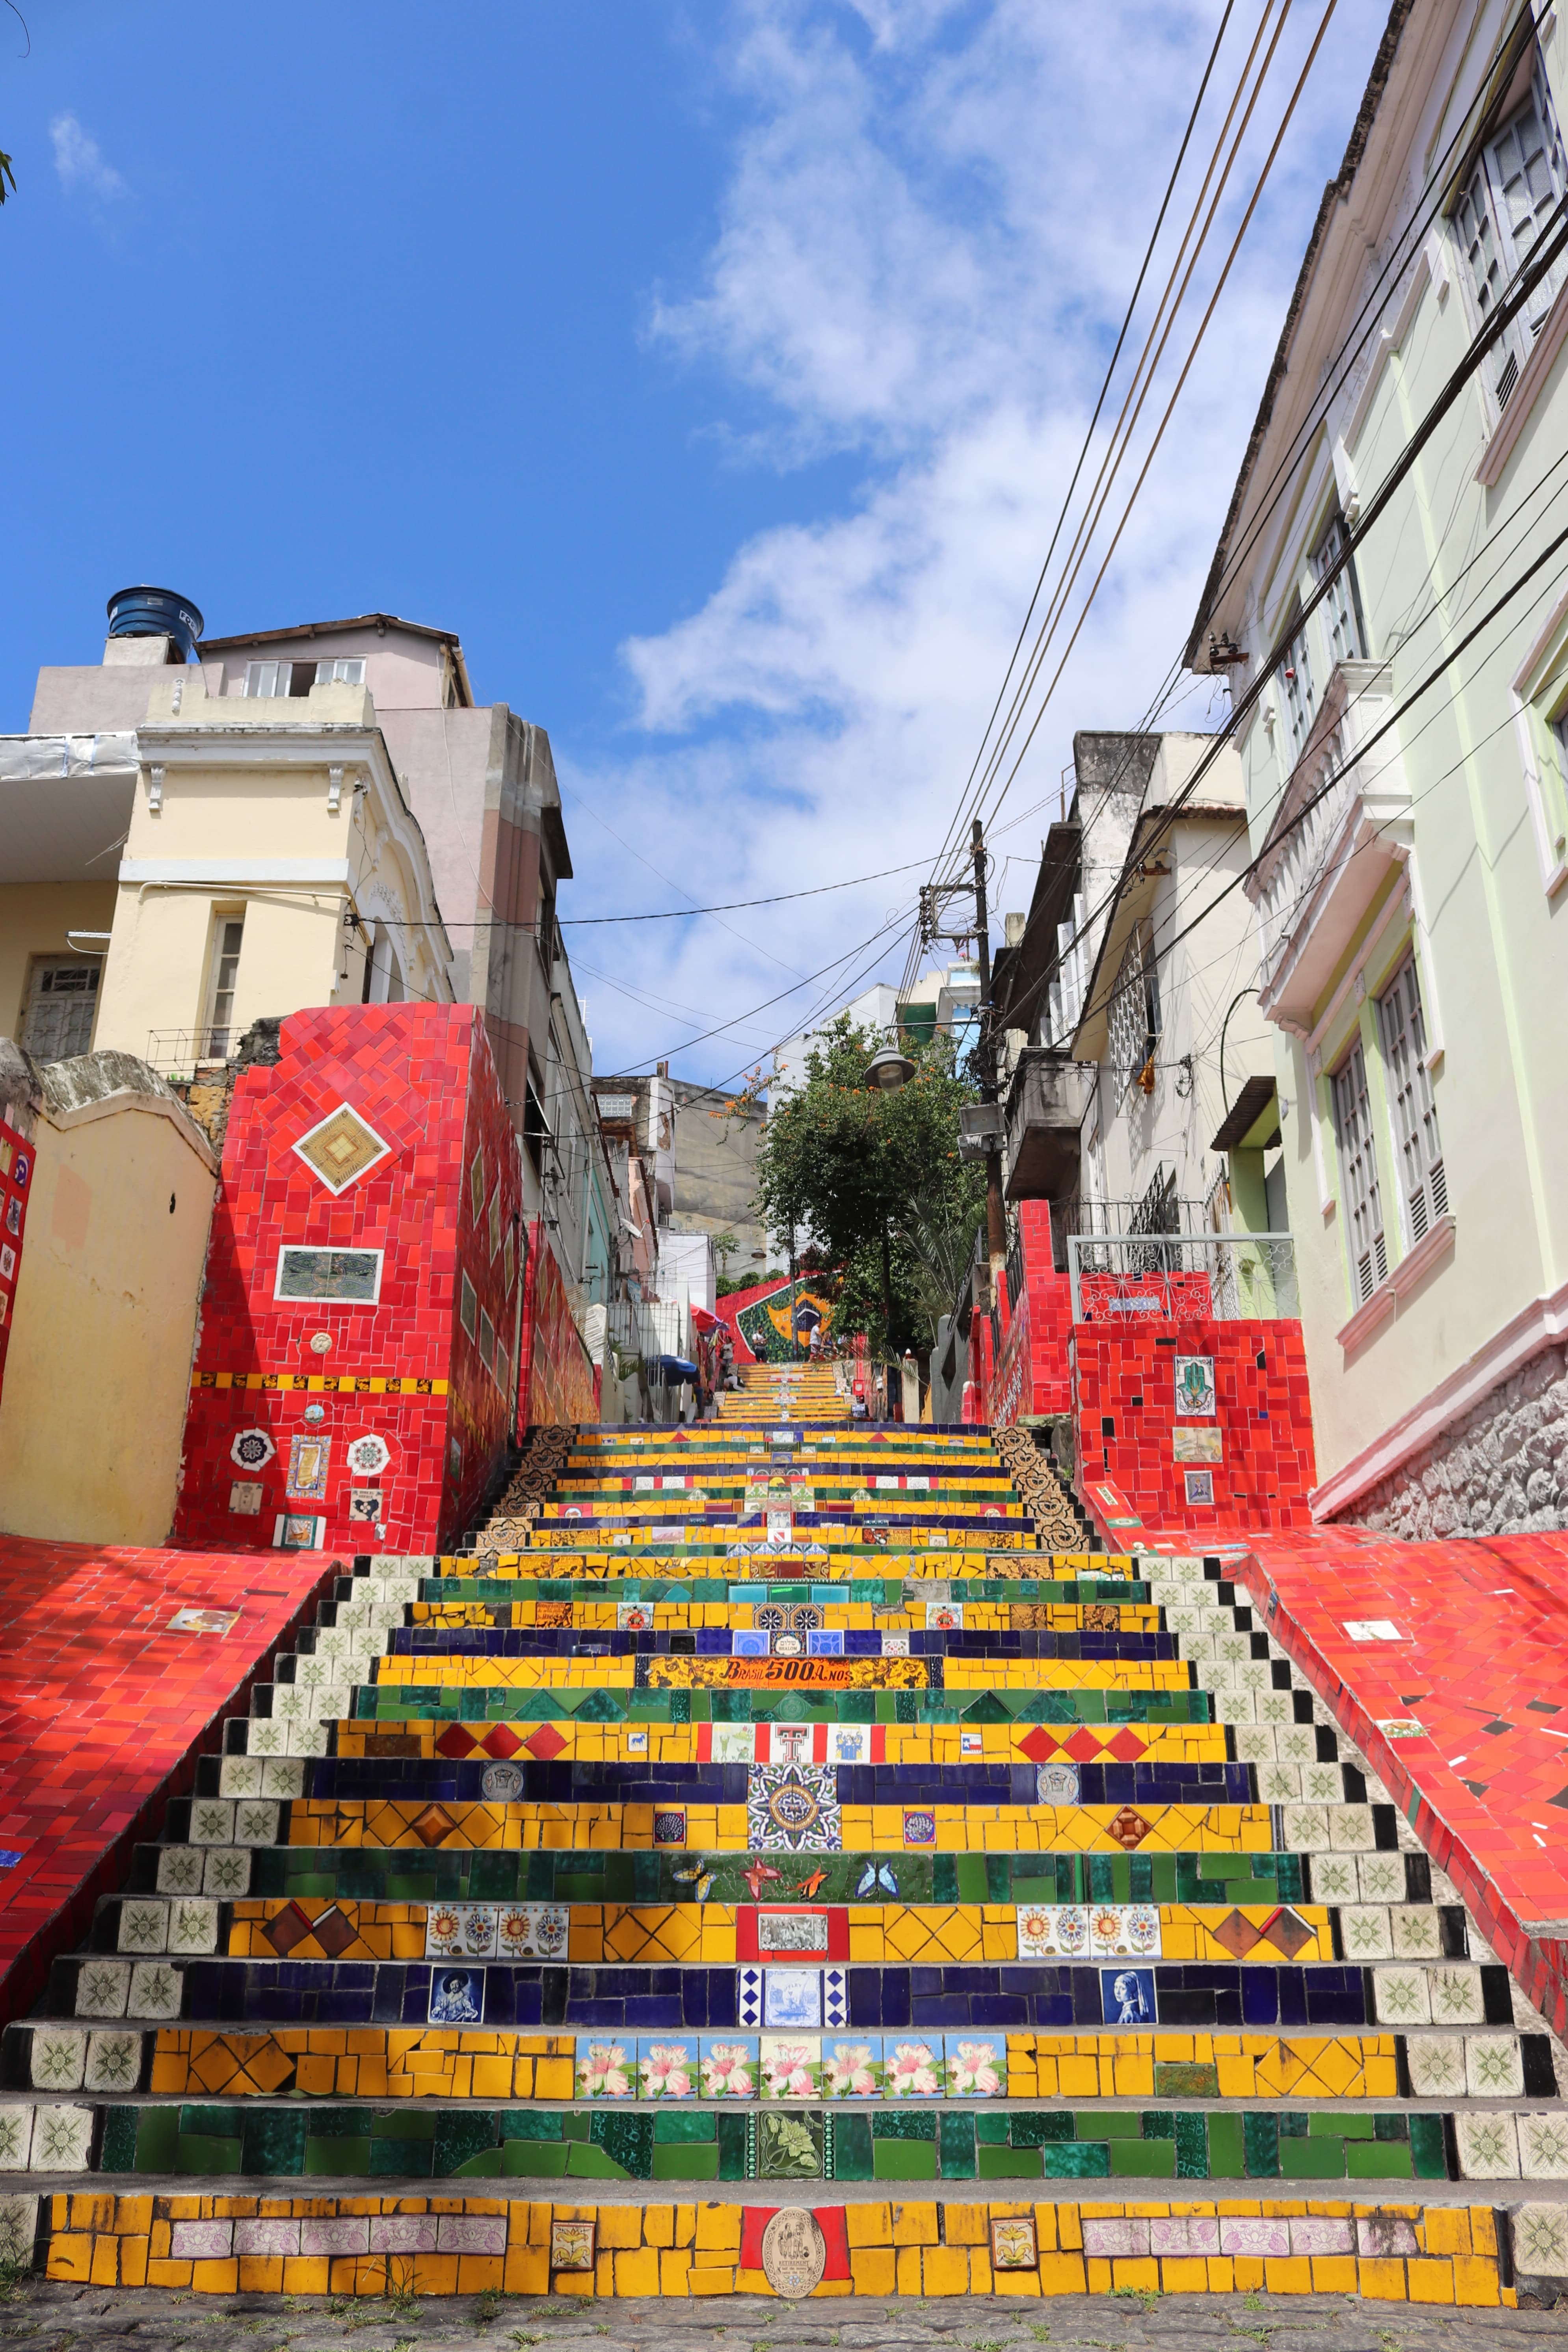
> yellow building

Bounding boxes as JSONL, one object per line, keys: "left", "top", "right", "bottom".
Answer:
{"left": 0, "top": 602, "right": 452, "bottom": 1077}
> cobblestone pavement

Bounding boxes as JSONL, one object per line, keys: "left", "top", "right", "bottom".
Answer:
{"left": 7, "top": 2284, "right": 1568, "bottom": 2352}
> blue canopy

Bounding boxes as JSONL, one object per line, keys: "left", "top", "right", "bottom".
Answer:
{"left": 650, "top": 1354, "right": 699, "bottom": 1383}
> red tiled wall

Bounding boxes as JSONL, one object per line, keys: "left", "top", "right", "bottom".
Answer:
{"left": 519, "top": 1221, "right": 596, "bottom": 1430}
{"left": 175, "top": 1005, "right": 522, "bottom": 1556}
{"left": 0, "top": 1106, "right": 34, "bottom": 1406}
{"left": 993, "top": 1200, "right": 1072, "bottom": 1426}
{"left": 1072, "top": 1317, "right": 1317, "bottom": 1533}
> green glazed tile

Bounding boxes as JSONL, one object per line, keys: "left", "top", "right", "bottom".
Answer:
{"left": 938, "top": 2112, "right": 977, "bottom": 2180}
{"left": 303, "top": 2136, "right": 371, "bottom": 2177}
{"left": 1347, "top": 2141, "right": 1412, "bottom": 2180}
{"left": 652, "top": 2143, "right": 718, "bottom": 2181}
{"left": 134, "top": 2108, "right": 179, "bottom": 2171}
{"left": 977, "top": 2145, "right": 1042, "bottom": 2179}
{"left": 1243, "top": 2112, "right": 1280, "bottom": 2178}
{"left": 1112, "top": 2140, "right": 1174, "bottom": 2177}
{"left": 1207, "top": 2113, "right": 1246, "bottom": 2179}
{"left": 1279, "top": 2137, "right": 1343, "bottom": 2179}
{"left": 872, "top": 2138, "right": 938, "bottom": 2181}
{"left": 1041, "top": 2143, "right": 1111, "bottom": 2179}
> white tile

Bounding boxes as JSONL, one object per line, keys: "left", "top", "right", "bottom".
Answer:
{"left": 1466, "top": 2034, "right": 1524, "bottom": 2098}
{"left": 0, "top": 2111, "right": 33, "bottom": 2171}
{"left": 24, "top": 2108, "right": 92, "bottom": 2173}
{"left": 29, "top": 2030, "right": 86, "bottom": 2093}
{"left": 1516, "top": 2117, "right": 1568, "bottom": 2183}
{"left": 1514, "top": 2203, "right": 1568, "bottom": 2272}
{"left": 73, "top": 1961, "right": 130, "bottom": 2019}
{"left": 1403, "top": 2035, "right": 1467, "bottom": 2099}
{"left": 1337, "top": 1906, "right": 1393, "bottom": 1962}
{"left": 1454, "top": 2109, "right": 1519, "bottom": 2180}
{"left": 128, "top": 1962, "right": 184, "bottom": 2020}
{"left": 1427, "top": 1965, "right": 1486, "bottom": 2025}
{"left": 156, "top": 1847, "right": 205, "bottom": 1895}
{"left": 1372, "top": 1967, "right": 1430, "bottom": 2025}
{"left": 117, "top": 1900, "right": 169, "bottom": 1956}
{"left": 84, "top": 2032, "right": 142, "bottom": 2094}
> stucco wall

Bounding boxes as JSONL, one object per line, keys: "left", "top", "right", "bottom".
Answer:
{"left": 0, "top": 880, "right": 118, "bottom": 1045}
{"left": 0, "top": 1072, "right": 217, "bottom": 1544}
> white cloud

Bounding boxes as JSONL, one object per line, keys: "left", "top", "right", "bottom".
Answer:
{"left": 566, "top": 0, "right": 1389, "bottom": 1083}
{"left": 50, "top": 113, "right": 127, "bottom": 205}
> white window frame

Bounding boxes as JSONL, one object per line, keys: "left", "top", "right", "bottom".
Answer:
{"left": 1275, "top": 611, "right": 1317, "bottom": 767}
{"left": 19, "top": 957, "right": 101, "bottom": 1063}
{"left": 316, "top": 657, "right": 365, "bottom": 686}
{"left": 1376, "top": 956, "right": 1447, "bottom": 1247}
{"left": 1107, "top": 920, "right": 1161, "bottom": 1096}
{"left": 1313, "top": 514, "right": 1366, "bottom": 668}
{"left": 1331, "top": 1038, "right": 1388, "bottom": 1307}
{"left": 205, "top": 913, "right": 245, "bottom": 1058}
{"left": 1453, "top": 48, "right": 1568, "bottom": 412}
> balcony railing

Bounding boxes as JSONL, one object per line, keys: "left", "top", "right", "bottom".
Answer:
{"left": 1066, "top": 1230, "right": 1298, "bottom": 1325}
{"left": 144, "top": 1028, "right": 240, "bottom": 1077}
{"left": 1247, "top": 661, "right": 1410, "bottom": 1023}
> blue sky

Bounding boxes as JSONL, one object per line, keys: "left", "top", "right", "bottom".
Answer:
{"left": 0, "top": 0, "right": 1388, "bottom": 1081}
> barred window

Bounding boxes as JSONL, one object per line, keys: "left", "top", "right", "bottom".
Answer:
{"left": 1107, "top": 922, "right": 1161, "bottom": 1095}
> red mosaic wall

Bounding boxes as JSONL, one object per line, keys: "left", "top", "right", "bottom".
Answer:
{"left": 0, "top": 1105, "right": 34, "bottom": 1406}
{"left": 1238, "top": 1528, "right": 1568, "bottom": 2039}
{"left": 992, "top": 1201, "right": 1072, "bottom": 1426}
{"left": 175, "top": 1005, "right": 522, "bottom": 1557}
{"left": 0, "top": 1535, "right": 331, "bottom": 2020}
{"left": 517, "top": 1221, "right": 596, "bottom": 1430}
{"left": 1073, "top": 1317, "right": 1316, "bottom": 1534}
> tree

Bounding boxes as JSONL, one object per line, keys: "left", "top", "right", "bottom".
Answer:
{"left": 755, "top": 1014, "right": 985, "bottom": 1355}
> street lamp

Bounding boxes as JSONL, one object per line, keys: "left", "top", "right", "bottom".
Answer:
{"left": 863, "top": 1042, "right": 915, "bottom": 1092}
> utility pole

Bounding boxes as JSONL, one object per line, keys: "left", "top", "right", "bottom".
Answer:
{"left": 971, "top": 816, "right": 1007, "bottom": 1313}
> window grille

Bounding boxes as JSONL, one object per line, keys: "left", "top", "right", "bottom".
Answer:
{"left": 1377, "top": 956, "right": 1447, "bottom": 1244}
{"left": 1455, "top": 53, "right": 1568, "bottom": 408}
{"left": 20, "top": 959, "right": 100, "bottom": 1063}
{"left": 1276, "top": 614, "right": 1316, "bottom": 765}
{"left": 1313, "top": 515, "right": 1365, "bottom": 666}
{"left": 1332, "top": 1040, "right": 1387, "bottom": 1305}
{"left": 1107, "top": 922, "right": 1161, "bottom": 1094}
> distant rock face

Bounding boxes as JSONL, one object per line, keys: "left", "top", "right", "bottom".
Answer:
{"left": 1335, "top": 1340, "right": 1568, "bottom": 1538}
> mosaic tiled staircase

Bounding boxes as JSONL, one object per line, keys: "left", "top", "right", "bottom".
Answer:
{"left": 7, "top": 1386, "right": 1568, "bottom": 2304}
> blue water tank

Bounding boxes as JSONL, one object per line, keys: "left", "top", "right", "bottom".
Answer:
{"left": 105, "top": 585, "right": 204, "bottom": 663}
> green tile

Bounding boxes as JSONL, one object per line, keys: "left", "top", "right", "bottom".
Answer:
{"left": 1112, "top": 2139, "right": 1174, "bottom": 2178}
{"left": 652, "top": 2142, "right": 719, "bottom": 2181}
{"left": 175, "top": 2135, "right": 242, "bottom": 2176}
{"left": 564, "top": 2140, "right": 632, "bottom": 2179}
{"left": 449, "top": 2148, "right": 506, "bottom": 2178}
{"left": 369, "top": 2138, "right": 433, "bottom": 2177}
{"left": 872, "top": 2138, "right": 938, "bottom": 2181}
{"left": 938, "top": 2112, "right": 977, "bottom": 2180}
{"left": 1041, "top": 2142, "right": 1111, "bottom": 2179}
{"left": 130, "top": 2107, "right": 178, "bottom": 2170}
{"left": 1374, "top": 2113, "right": 1410, "bottom": 2140}
{"left": 1279, "top": 2136, "right": 1344, "bottom": 2179}
{"left": 872, "top": 2109, "right": 936, "bottom": 2140}
{"left": 1347, "top": 2140, "right": 1412, "bottom": 2180}
{"left": 955, "top": 1855, "right": 988, "bottom": 1902}
{"left": 1278, "top": 2110, "right": 1308, "bottom": 2137}
{"left": 1410, "top": 2114, "right": 1449, "bottom": 2180}
{"left": 715, "top": 2113, "right": 750, "bottom": 2184}
{"left": 1207, "top": 2113, "right": 1246, "bottom": 2179}
{"left": 831, "top": 2114, "right": 874, "bottom": 2182}
{"left": 1142, "top": 2110, "right": 1175, "bottom": 2140}
{"left": 977, "top": 2144, "right": 1042, "bottom": 2179}
{"left": 304, "top": 2137, "right": 372, "bottom": 2177}
{"left": 100, "top": 2108, "right": 139, "bottom": 2173}
{"left": 1243, "top": 2112, "right": 1279, "bottom": 2179}
{"left": 433, "top": 2113, "right": 499, "bottom": 2172}
{"left": 1174, "top": 2112, "right": 1209, "bottom": 2179}
{"left": 975, "top": 2113, "right": 1010, "bottom": 2144}
{"left": 1093, "top": 2112, "right": 1141, "bottom": 2140}
{"left": 653, "top": 2112, "right": 717, "bottom": 2144}
{"left": 376, "top": 2110, "right": 437, "bottom": 2140}
{"left": 1315, "top": 2110, "right": 1372, "bottom": 2137}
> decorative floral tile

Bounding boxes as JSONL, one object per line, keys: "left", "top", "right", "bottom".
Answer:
{"left": 26, "top": 2106, "right": 92, "bottom": 2172}
{"left": 1466, "top": 2034, "right": 1524, "bottom": 2098}
{"left": 203, "top": 1848, "right": 252, "bottom": 1899}
{"left": 637, "top": 2037, "right": 697, "bottom": 2098}
{"left": 74, "top": 1961, "right": 129, "bottom": 2020}
{"left": 698, "top": 2034, "right": 758, "bottom": 2098}
{"left": 127, "top": 1962, "right": 183, "bottom": 2021}
{"left": 165, "top": 1899, "right": 220, "bottom": 1955}
{"left": 29, "top": 2030, "right": 85, "bottom": 2092}
{"left": 117, "top": 1901, "right": 169, "bottom": 1956}
{"left": 747, "top": 1766, "right": 841, "bottom": 1852}
{"left": 759, "top": 2033, "right": 823, "bottom": 2099}
{"left": 884, "top": 2035, "right": 943, "bottom": 2097}
{"left": 1404, "top": 2035, "right": 1467, "bottom": 2099}
{"left": 1427, "top": 1965, "right": 1486, "bottom": 2025}
{"left": 1371, "top": 1965, "right": 1430, "bottom": 2025}
{"left": 425, "top": 1902, "right": 498, "bottom": 1959}
{"left": 83, "top": 2030, "right": 141, "bottom": 2093}
{"left": 944, "top": 2033, "right": 1006, "bottom": 2096}
{"left": 1454, "top": 2108, "right": 1519, "bottom": 2179}
{"left": 155, "top": 1848, "right": 204, "bottom": 1896}
{"left": 576, "top": 2039, "right": 635, "bottom": 2100}
{"left": 822, "top": 2034, "right": 882, "bottom": 2097}
{"left": 0, "top": 2110, "right": 33, "bottom": 2171}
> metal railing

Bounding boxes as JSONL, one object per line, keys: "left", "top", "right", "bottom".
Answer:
{"left": 1066, "top": 1231, "right": 1298, "bottom": 1325}
{"left": 145, "top": 1027, "right": 238, "bottom": 1077}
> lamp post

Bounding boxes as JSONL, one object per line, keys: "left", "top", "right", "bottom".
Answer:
{"left": 862, "top": 1039, "right": 914, "bottom": 1380}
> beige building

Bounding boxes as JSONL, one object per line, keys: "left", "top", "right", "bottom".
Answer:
{"left": 2, "top": 608, "right": 453, "bottom": 1080}
{"left": 1188, "top": 0, "right": 1568, "bottom": 1532}
{"left": 0, "top": 1049, "right": 218, "bottom": 1545}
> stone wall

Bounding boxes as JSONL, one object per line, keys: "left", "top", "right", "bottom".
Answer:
{"left": 1336, "top": 1340, "right": 1568, "bottom": 1538}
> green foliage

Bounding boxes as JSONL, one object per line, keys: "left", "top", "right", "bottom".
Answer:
{"left": 755, "top": 1014, "right": 983, "bottom": 1354}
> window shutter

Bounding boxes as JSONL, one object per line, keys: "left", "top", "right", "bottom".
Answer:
{"left": 1332, "top": 1041, "right": 1386, "bottom": 1307}
{"left": 1377, "top": 957, "right": 1445, "bottom": 1248}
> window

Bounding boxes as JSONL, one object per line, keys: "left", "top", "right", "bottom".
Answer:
{"left": 19, "top": 959, "right": 100, "bottom": 1063}
{"left": 459, "top": 1270, "right": 478, "bottom": 1342}
{"left": 1107, "top": 921, "right": 1161, "bottom": 1095}
{"left": 1377, "top": 956, "right": 1447, "bottom": 1244}
{"left": 1332, "top": 1039, "right": 1388, "bottom": 1306}
{"left": 1313, "top": 515, "right": 1366, "bottom": 667}
{"left": 1276, "top": 612, "right": 1317, "bottom": 765}
{"left": 245, "top": 656, "right": 364, "bottom": 695}
{"left": 1455, "top": 51, "right": 1568, "bottom": 409}
{"left": 206, "top": 916, "right": 244, "bottom": 1058}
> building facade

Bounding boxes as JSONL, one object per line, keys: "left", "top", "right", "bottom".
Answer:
{"left": 1189, "top": 0, "right": 1568, "bottom": 1531}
